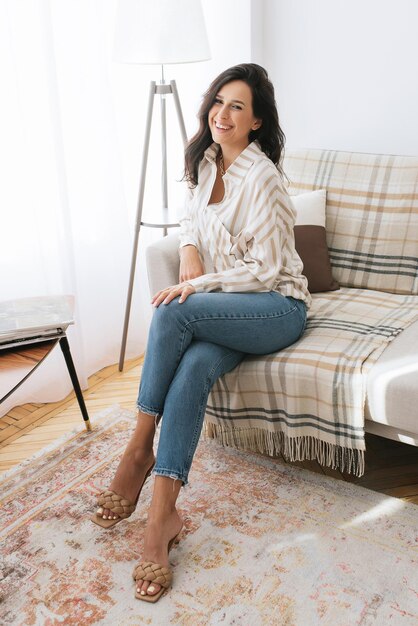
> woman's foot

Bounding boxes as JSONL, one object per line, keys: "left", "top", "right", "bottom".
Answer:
{"left": 96, "top": 448, "right": 155, "bottom": 520}
{"left": 96, "top": 410, "right": 157, "bottom": 521}
{"left": 136, "top": 507, "right": 184, "bottom": 598}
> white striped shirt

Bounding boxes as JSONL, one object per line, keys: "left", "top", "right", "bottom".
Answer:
{"left": 178, "top": 141, "right": 312, "bottom": 308}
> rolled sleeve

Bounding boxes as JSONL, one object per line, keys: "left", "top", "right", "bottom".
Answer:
{"left": 178, "top": 187, "right": 199, "bottom": 250}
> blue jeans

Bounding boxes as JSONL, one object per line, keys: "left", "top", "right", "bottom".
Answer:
{"left": 137, "top": 291, "right": 307, "bottom": 487}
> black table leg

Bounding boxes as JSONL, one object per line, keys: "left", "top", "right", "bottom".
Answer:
{"left": 59, "top": 335, "right": 91, "bottom": 431}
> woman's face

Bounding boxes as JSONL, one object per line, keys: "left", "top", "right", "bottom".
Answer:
{"left": 208, "top": 80, "right": 262, "bottom": 154}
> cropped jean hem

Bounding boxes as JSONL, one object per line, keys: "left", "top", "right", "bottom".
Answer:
{"left": 136, "top": 403, "right": 162, "bottom": 429}
{"left": 152, "top": 468, "right": 190, "bottom": 489}
{"left": 136, "top": 402, "right": 161, "bottom": 417}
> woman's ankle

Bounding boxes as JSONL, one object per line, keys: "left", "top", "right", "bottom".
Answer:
{"left": 136, "top": 408, "right": 160, "bottom": 428}
{"left": 128, "top": 412, "right": 158, "bottom": 452}
{"left": 123, "top": 446, "right": 155, "bottom": 466}
{"left": 147, "top": 504, "right": 179, "bottom": 522}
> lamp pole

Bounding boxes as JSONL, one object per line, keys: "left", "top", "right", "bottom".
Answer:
{"left": 118, "top": 77, "right": 188, "bottom": 371}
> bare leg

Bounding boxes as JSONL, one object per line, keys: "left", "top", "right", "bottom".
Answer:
{"left": 136, "top": 476, "right": 184, "bottom": 598}
{"left": 97, "top": 410, "right": 158, "bottom": 520}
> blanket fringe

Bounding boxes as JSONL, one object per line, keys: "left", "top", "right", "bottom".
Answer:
{"left": 203, "top": 422, "right": 365, "bottom": 477}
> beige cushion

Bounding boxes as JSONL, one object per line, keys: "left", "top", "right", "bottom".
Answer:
{"left": 145, "top": 234, "right": 179, "bottom": 296}
{"left": 365, "top": 318, "right": 418, "bottom": 433}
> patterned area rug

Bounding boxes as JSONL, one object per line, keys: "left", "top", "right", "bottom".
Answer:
{"left": 1, "top": 406, "right": 417, "bottom": 626}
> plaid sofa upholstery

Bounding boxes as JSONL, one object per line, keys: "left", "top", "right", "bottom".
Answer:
{"left": 284, "top": 150, "right": 418, "bottom": 296}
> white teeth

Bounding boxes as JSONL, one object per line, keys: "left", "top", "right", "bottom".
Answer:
{"left": 215, "top": 121, "right": 231, "bottom": 130}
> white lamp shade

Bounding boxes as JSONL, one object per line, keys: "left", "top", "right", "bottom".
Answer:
{"left": 113, "top": 0, "right": 211, "bottom": 65}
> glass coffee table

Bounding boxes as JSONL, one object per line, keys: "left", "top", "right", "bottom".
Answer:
{"left": 0, "top": 296, "right": 91, "bottom": 430}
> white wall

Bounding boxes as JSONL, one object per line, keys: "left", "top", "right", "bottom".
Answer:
{"left": 260, "top": 0, "right": 418, "bottom": 155}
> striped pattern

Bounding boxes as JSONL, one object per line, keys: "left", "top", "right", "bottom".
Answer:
{"left": 178, "top": 141, "right": 311, "bottom": 306}
{"left": 204, "top": 288, "right": 418, "bottom": 476}
{"left": 283, "top": 150, "right": 418, "bottom": 295}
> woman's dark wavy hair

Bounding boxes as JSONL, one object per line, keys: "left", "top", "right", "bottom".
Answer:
{"left": 183, "top": 63, "right": 286, "bottom": 188}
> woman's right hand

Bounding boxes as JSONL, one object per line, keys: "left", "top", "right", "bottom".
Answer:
{"left": 179, "top": 245, "right": 205, "bottom": 282}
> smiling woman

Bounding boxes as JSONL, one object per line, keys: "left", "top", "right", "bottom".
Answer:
{"left": 90, "top": 63, "right": 312, "bottom": 604}
{"left": 184, "top": 63, "right": 286, "bottom": 188}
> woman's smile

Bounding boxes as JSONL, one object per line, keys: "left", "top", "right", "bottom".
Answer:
{"left": 214, "top": 120, "right": 233, "bottom": 132}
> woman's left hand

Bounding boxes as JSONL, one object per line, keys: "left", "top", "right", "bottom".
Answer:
{"left": 151, "top": 282, "right": 196, "bottom": 307}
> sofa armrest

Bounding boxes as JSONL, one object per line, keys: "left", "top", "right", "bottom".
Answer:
{"left": 145, "top": 233, "right": 180, "bottom": 297}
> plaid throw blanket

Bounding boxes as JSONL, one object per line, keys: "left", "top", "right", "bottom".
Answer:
{"left": 284, "top": 150, "right": 418, "bottom": 296}
{"left": 203, "top": 288, "right": 418, "bottom": 476}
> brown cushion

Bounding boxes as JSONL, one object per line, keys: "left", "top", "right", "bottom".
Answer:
{"left": 290, "top": 189, "right": 339, "bottom": 293}
{"left": 294, "top": 224, "right": 339, "bottom": 293}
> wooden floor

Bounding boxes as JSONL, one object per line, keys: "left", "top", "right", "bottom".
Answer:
{"left": 1, "top": 356, "right": 417, "bottom": 505}
{"left": 0, "top": 356, "right": 144, "bottom": 471}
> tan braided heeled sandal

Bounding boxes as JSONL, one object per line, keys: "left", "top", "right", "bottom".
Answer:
{"left": 133, "top": 531, "right": 181, "bottom": 603}
{"left": 90, "top": 462, "right": 155, "bottom": 529}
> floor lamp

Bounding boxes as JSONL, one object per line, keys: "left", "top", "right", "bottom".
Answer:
{"left": 113, "top": 0, "right": 211, "bottom": 371}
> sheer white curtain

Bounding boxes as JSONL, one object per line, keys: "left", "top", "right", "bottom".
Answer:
{"left": 0, "top": 0, "right": 144, "bottom": 416}
{"left": 0, "top": 0, "right": 253, "bottom": 417}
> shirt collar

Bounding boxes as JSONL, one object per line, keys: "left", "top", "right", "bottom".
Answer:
{"left": 203, "top": 140, "right": 264, "bottom": 185}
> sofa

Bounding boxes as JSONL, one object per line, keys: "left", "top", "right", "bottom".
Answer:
{"left": 145, "top": 149, "right": 418, "bottom": 475}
